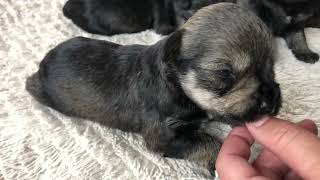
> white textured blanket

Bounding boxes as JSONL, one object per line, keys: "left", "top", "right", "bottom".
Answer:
{"left": 0, "top": 0, "right": 319, "bottom": 179}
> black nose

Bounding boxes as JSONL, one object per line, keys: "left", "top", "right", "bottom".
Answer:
{"left": 258, "top": 82, "right": 282, "bottom": 115}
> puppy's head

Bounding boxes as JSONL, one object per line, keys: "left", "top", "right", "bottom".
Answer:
{"left": 164, "top": 3, "right": 281, "bottom": 123}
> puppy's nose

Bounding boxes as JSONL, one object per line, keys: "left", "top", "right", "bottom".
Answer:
{"left": 259, "top": 101, "right": 270, "bottom": 113}
{"left": 258, "top": 100, "right": 274, "bottom": 115}
{"left": 259, "top": 82, "right": 282, "bottom": 115}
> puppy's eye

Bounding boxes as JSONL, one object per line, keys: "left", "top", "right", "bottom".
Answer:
{"left": 215, "top": 69, "right": 234, "bottom": 79}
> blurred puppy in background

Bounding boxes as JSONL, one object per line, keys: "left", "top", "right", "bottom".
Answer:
{"left": 63, "top": 0, "right": 226, "bottom": 35}
{"left": 63, "top": 0, "right": 319, "bottom": 63}
{"left": 27, "top": 4, "right": 281, "bottom": 175}
{"left": 239, "top": 0, "right": 320, "bottom": 63}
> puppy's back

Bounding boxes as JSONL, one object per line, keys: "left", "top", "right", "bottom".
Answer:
{"left": 26, "top": 37, "right": 121, "bottom": 116}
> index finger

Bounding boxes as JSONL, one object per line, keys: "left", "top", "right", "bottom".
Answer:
{"left": 246, "top": 117, "right": 320, "bottom": 179}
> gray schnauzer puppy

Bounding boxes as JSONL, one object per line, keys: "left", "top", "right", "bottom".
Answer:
{"left": 26, "top": 3, "right": 281, "bottom": 175}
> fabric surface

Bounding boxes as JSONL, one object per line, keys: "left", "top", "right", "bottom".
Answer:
{"left": 0, "top": 0, "right": 319, "bottom": 179}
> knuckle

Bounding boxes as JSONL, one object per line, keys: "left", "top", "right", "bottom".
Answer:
{"left": 271, "top": 125, "right": 302, "bottom": 149}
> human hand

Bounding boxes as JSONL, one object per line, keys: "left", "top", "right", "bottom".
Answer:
{"left": 216, "top": 117, "right": 320, "bottom": 180}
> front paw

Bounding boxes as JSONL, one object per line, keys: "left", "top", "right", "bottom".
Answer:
{"left": 161, "top": 118, "right": 197, "bottom": 158}
{"left": 143, "top": 118, "right": 185, "bottom": 155}
{"left": 164, "top": 117, "right": 189, "bottom": 130}
{"left": 164, "top": 117, "right": 199, "bottom": 133}
{"left": 294, "top": 51, "right": 319, "bottom": 64}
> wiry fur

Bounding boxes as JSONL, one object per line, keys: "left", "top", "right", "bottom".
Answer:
{"left": 27, "top": 4, "right": 281, "bottom": 175}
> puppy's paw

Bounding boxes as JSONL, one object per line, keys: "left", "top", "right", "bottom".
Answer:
{"left": 155, "top": 24, "right": 176, "bottom": 35}
{"left": 144, "top": 118, "right": 200, "bottom": 158}
{"left": 160, "top": 118, "right": 197, "bottom": 158}
{"left": 164, "top": 117, "right": 200, "bottom": 134}
{"left": 294, "top": 51, "right": 319, "bottom": 64}
{"left": 143, "top": 118, "right": 186, "bottom": 155}
{"left": 164, "top": 117, "right": 189, "bottom": 130}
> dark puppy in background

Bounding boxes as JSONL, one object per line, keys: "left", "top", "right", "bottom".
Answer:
{"left": 27, "top": 4, "right": 281, "bottom": 175}
{"left": 63, "top": 0, "right": 320, "bottom": 63}
{"left": 62, "top": 0, "right": 226, "bottom": 35}
{"left": 239, "top": 0, "right": 320, "bottom": 63}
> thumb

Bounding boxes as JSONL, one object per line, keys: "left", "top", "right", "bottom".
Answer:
{"left": 246, "top": 117, "right": 320, "bottom": 180}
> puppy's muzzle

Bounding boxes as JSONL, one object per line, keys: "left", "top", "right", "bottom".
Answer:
{"left": 258, "top": 82, "right": 282, "bottom": 115}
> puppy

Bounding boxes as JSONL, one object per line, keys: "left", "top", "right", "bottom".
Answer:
{"left": 281, "top": 0, "right": 320, "bottom": 63}
{"left": 238, "top": 0, "right": 320, "bottom": 63}
{"left": 63, "top": 0, "right": 319, "bottom": 63}
{"left": 27, "top": 3, "right": 281, "bottom": 175}
{"left": 62, "top": 0, "right": 225, "bottom": 35}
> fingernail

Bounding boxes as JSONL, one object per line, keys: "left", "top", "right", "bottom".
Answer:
{"left": 251, "top": 116, "right": 270, "bottom": 127}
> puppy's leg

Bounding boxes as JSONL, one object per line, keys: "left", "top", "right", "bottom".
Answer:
{"left": 143, "top": 117, "right": 221, "bottom": 176}
{"left": 142, "top": 117, "right": 200, "bottom": 157}
{"left": 284, "top": 30, "right": 319, "bottom": 63}
{"left": 153, "top": 0, "right": 177, "bottom": 35}
{"left": 184, "top": 133, "right": 222, "bottom": 176}
{"left": 163, "top": 122, "right": 222, "bottom": 176}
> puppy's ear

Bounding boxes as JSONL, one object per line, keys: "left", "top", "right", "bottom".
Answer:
{"left": 158, "top": 29, "right": 185, "bottom": 63}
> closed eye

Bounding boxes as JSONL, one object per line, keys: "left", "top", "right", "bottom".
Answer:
{"left": 214, "top": 69, "right": 235, "bottom": 79}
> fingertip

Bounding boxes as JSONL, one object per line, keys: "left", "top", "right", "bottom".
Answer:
{"left": 298, "top": 119, "right": 318, "bottom": 135}
{"left": 245, "top": 116, "right": 273, "bottom": 130}
{"left": 300, "top": 119, "right": 316, "bottom": 126}
{"left": 229, "top": 126, "right": 254, "bottom": 145}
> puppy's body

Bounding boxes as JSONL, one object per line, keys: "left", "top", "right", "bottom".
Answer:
{"left": 28, "top": 4, "right": 281, "bottom": 175}
{"left": 63, "top": 0, "right": 157, "bottom": 35}
{"left": 63, "top": 0, "right": 229, "bottom": 35}
{"left": 27, "top": 35, "right": 204, "bottom": 132}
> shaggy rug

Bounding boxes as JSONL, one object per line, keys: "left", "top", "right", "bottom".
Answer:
{"left": 0, "top": 0, "right": 319, "bottom": 179}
